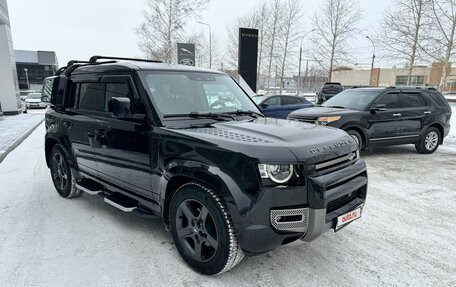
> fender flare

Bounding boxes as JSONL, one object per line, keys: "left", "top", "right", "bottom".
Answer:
{"left": 160, "top": 160, "right": 251, "bottom": 241}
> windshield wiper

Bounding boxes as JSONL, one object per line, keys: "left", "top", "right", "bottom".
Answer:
{"left": 225, "top": 110, "right": 265, "bottom": 118}
{"left": 163, "top": 112, "right": 235, "bottom": 121}
{"left": 325, "top": 105, "right": 345, "bottom": 109}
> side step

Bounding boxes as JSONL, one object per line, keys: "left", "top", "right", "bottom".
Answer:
{"left": 76, "top": 179, "right": 104, "bottom": 195}
{"left": 104, "top": 193, "right": 137, "bottom": 212}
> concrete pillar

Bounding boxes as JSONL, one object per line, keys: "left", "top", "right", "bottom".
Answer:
{"left": 0, "top": 24, "right": 20, "bottom": 114}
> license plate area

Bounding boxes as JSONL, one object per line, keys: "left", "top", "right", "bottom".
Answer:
{"left": 335, "top": 207, "right": 362, "bottom": 230}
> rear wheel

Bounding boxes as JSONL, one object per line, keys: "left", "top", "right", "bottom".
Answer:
{"left": 50, "top": 145, "right": 80, "bottom": 198}
{"left": 415, "top": 127, "right": 441, "bottom": 154}
{"left": 169, "top": 183, "right": 244, "bottom": 275}
{"left": 346, "top": 129, "right": 363, "bottom": 150}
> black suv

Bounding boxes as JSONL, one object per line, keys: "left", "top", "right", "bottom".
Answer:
{"left": 289, "top": 87, "right": 452, "bottom": 153}
{"left": 316, "top": 82, "right": 343, "bottom": 104}
{"left": 42, "top": 56, "right": 368, "bottom": 275}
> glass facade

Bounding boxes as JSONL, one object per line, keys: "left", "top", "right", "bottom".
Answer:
{"left": 16, "top": 63, "right": 57, "bottom": 89}
{"left": 395, "top": 75, "right": 425, "bottom": 86}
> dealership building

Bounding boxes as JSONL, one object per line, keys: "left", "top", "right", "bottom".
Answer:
{"left": 0, "top": 0, "right": 20, "bottom": 115}
{"left": 15, "top": 50, "right": 58, "bottom": 90}
{"left": 332, "top": 63, "right": 456, "bottom": 90}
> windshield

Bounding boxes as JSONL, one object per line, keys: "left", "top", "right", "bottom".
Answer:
{"left": 252, "top": 96, "right": 266, "bottom": 104}
{"left": 27, "top": 93, "right": 42, "bottom": 99}
{"left": 141, "top": 71, "right": 260, "bottom": 117}
{"left": 322, "top": 89, "right": 381, "bottom": 110}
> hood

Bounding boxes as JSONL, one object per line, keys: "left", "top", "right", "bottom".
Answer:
{"left": 289, "top": 106, "right": 359, "bottom": 118}
{"left": 165, "top": 118, "right": 357, "bottom": 164}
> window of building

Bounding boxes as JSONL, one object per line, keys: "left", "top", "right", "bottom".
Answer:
{"left": 395, "top": 75, "right": 425, "bottom": 86}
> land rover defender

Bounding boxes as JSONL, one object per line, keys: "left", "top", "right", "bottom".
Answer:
{"left": 43, "top": 56, "right": 368, "bottom": 275}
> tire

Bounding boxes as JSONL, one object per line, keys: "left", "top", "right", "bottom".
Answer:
{"left": 346, "top": 129, "right": 363, "bottom": 150}
{"left": 49, "top": 145, "right": 80, "bottom": 198}
{"left": 415, "top": 127, "right": 441, "bottom": 154}
{"left": 169, "top": 183, "right": 244, "bottom": 275}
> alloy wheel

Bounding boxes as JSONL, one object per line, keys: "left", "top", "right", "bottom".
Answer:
{"left": 175, "top": 199, "right": 218, "bottom": 262}
{"left": 51, "top": 153, "right": 68, "bottom": 191}
{"left": 425, "top": 131, "right": 438, "bottom": 151}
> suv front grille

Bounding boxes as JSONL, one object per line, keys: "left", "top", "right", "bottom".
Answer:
{"left": 315, "top": 151, "right": 359, "bottom": 173}
{"left": 327, "top": 189, "right": 361, "bottom": 213}
{"left": 291, "top": 116, "right": 318, "bottom": 123}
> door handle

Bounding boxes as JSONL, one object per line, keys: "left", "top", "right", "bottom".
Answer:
{"left": 393, "top": 113, "right": 402, "bottom": 117}
{"left": 424, "top": 111, "right": 431, "bottom": 114}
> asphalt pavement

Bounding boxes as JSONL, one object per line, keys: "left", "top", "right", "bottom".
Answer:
{"left": 0, "top": 112, "right": 455, "bottom": 286}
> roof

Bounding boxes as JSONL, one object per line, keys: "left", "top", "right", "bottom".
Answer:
{"left": 14, "top": 50, "right": 58, "bottom": 65}
{"left": 72, "top": 61, "right": 226, "bottom": 75}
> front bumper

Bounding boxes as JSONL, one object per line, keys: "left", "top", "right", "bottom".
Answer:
{"left": 239, "top": 159, "right": 367, "bottom": 254}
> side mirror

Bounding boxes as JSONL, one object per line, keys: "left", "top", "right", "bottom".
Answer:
{"left": 260, "top": 103, "right": 269, "bottom": 109}
{"left": 108, "top": 97, "right": 130, "bottom": 118}
{"left": 370, "top": 104, "right": 387, "bottom": 114}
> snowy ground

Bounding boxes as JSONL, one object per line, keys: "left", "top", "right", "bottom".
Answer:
{"left": 0, "top": 105, "right": 455, "bottom": 286}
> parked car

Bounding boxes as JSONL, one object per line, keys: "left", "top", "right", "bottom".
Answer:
{"left": 20, "top": 90, "right": 41, "bottom": 101}
{"left": 316, "top": 82, "right": 343, "bottom": 104}
{"left": 25, "top": 93, "right": 46, "bottom": 109}
{"left": 252, "top": 95, "right": 313, "bottom": 119}
{"left": 43, "top": 56, "right": 367, "bottom": 275}
{"left": 289, "top": 87, "right": 452, "bottom": 154}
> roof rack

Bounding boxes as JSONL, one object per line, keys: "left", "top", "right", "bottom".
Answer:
{"left": 55, "top": 55, "right": 163, "bottom": 77}
{"left": 89, "top": 55, "right": 162, "bottom": 63}
{"left": 386, "top": 86, "right": 396, "bottom": 89}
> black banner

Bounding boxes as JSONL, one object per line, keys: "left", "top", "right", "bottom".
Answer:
{"left": 177, "top": 43, "right": 195, "bottom": 66}
{"left": 238, "top": 28, "right": 258, "bottom": 92}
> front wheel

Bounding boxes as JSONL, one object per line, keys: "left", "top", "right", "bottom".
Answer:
{"left": 346, "top": 129, "right": 363, "bottom": 150}
{"left": 169, "top": 183, "right": 244, "bottom": 275}
{"left": 415, "top": 127, "right": 441, "bottom": 154}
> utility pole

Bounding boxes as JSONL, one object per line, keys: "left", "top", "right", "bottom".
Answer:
{"left": 24, "top": 68, "right": 30, "bottom": 90}
{"left": 297, "top": 29, "right": 316, "bottom": 96}
{"left": 366, "top": 35, "right": 376, "bottom": 86}
{"left": 197, "top": 21, "right": 212, "bottom": 69}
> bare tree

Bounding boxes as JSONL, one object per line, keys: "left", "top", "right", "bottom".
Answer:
{"left": 312, "top": 0, "right": 362, "bottom": 81}
{"left": 423, "top": 0, "right": 456, "bottom": 89}
{"left": 378, "top": 0, "right": 431, "bottom": 85}
{"left": 136, "top": 0, "right": 209, "bottom": 63}
{"left": 276, "top": 0, "right": 302, "bottom": 94}
{"left": 265, "top": 0, "right": 283, "bottom": 91}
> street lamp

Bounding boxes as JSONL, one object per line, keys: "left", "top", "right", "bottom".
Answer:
{"left": 197, "top": 21, "right": 212, "bottom": 69}
{"left": 24, "top": 68, "right": 30, "bottom": 90}
{"left": 297, "top": 28, "right": 316, "bottom": 96}
{"left": 366, "top": 35, "right": 376, "bottom": 86}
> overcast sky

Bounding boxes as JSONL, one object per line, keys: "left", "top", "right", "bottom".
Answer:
{"left": 8, "top": 0, "right": 393, "bottom": 71}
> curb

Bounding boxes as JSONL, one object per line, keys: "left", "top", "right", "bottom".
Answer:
{"left": 0, "top": 117, "right": 45, "bottom": 164}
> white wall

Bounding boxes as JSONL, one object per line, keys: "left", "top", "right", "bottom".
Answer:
{"left": 0, "top": 24, "right": 20, "bottom": 114}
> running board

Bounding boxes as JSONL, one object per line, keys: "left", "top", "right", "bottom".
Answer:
{"left": 104, "top": 193, "right": 137, "bottom": 213}
{"left": 75, "top": 179, "right": 104, "bottom": 195}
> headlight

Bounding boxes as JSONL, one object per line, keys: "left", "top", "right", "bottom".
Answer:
{"left": 258, "top": 164, "right": 294, "bottom": 184}
{"left": 317, "top": 116, "right": 341, "bottom": 125}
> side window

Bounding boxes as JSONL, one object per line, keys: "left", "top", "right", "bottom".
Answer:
{"left": 79, "top": 83, "right": 105, "bottom": 111}
{"left": 282, "top": 97, "right": 301, "bottom": 105}
{"left": 264, "top": 96, "right": 280, "bottom": 105}
{"left": 375, "top": 93, "right": 399, "bottom": 109}
{"left": 400, "top": 93, "right": 427, "bottom": 108}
